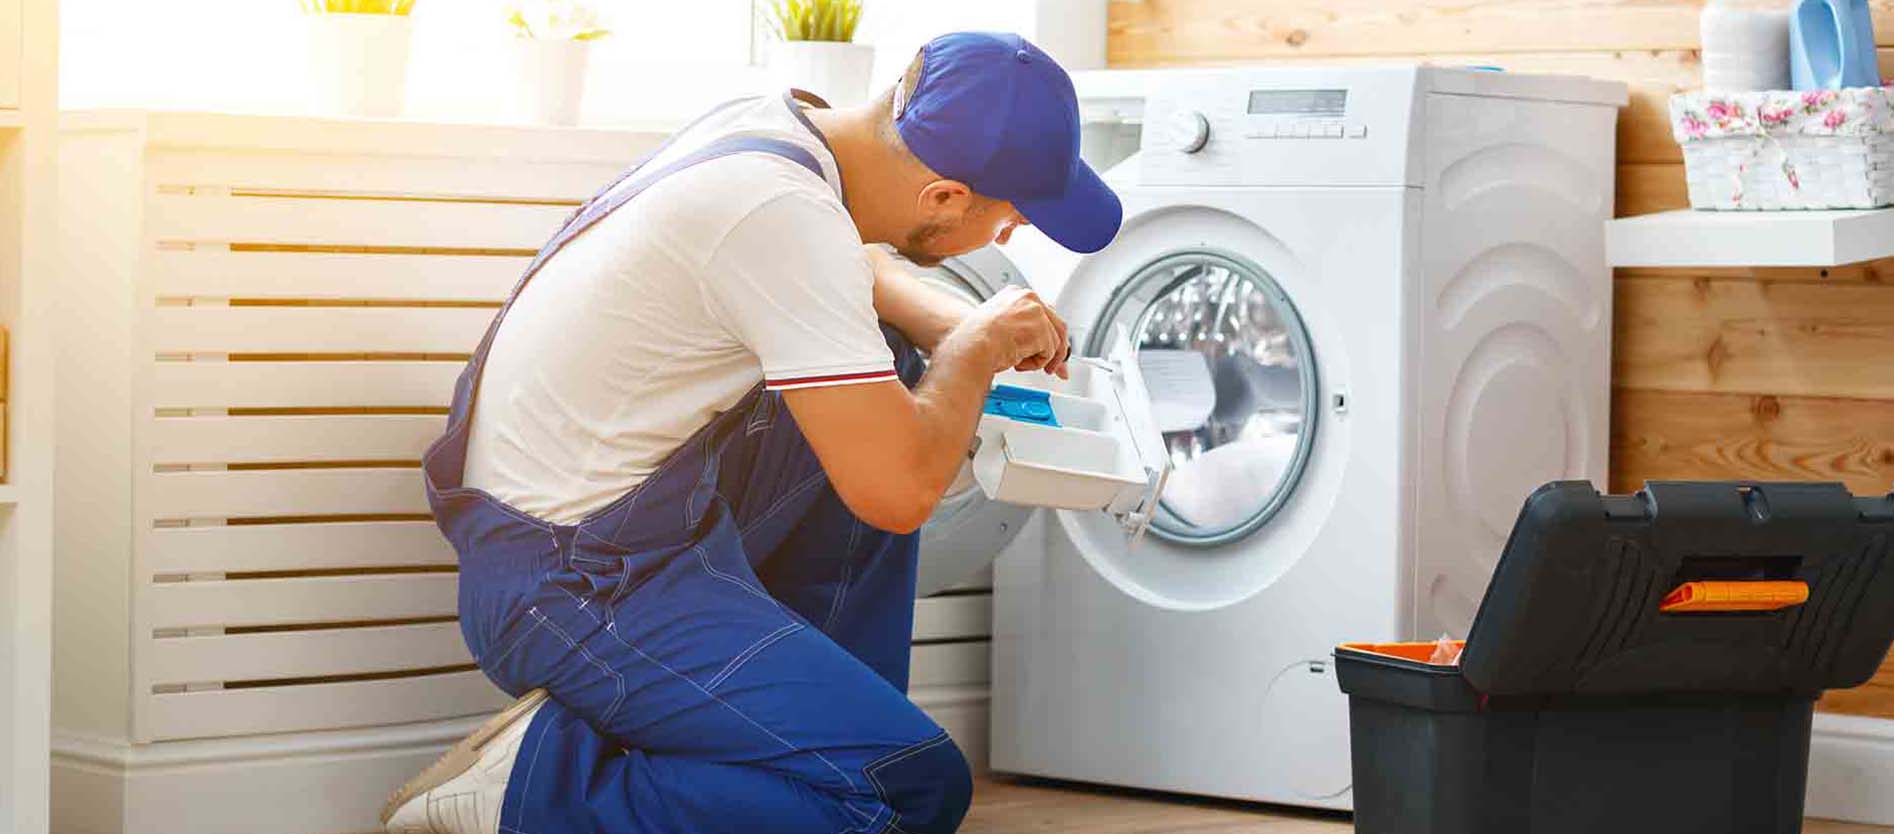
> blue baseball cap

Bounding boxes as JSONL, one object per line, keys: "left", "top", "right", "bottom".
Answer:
{"left": 894, "top": 32, "right": 1122, "bottom": 254}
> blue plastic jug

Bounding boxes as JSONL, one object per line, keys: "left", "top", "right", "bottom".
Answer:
{"left": 1790, "top": 0, "right": 1881, "bottom": 89}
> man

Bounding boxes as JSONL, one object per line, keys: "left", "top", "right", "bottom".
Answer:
{"left": 382, "top": 31, "right": 1120, "bottom": 834}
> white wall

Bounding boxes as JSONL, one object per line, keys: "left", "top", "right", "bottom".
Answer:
{"left": 61, "top": 0, "right": 1104, "bottom": 124}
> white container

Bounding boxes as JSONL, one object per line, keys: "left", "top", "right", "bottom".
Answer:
{"left": 768, "top": 40, "right": 876, "bottom": 106}
{"left": 1701, "top": 0, "right": 1793, "bottom": 93}
{"left": 968, "top": 328, "right": 1170, "bottom": 540}
{"left": 510, "top": 39, "right": 591, "bottom": 126}
{"left": 305, "top": 13, "right": 413, "bottom": 118}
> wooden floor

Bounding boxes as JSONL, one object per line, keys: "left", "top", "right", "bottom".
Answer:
{"left": 962, "top": 777, "right": 1894, "bottom": 833}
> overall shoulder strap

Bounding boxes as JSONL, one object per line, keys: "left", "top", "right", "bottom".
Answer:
{"left": 423, "top": 133, "right": 829, "bottom": 493}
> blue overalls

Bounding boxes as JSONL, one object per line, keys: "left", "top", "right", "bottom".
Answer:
{"left": 421, "top": 105, "right": 972, "bottom": 834}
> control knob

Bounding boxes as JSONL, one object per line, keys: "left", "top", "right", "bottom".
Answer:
{"left": 1169, "top": 110, "right": 1211, "bottom": 154}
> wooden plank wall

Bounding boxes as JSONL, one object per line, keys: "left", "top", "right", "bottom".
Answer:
{"left": 1106, "top": 0, "right": 1894, "bottom": 718}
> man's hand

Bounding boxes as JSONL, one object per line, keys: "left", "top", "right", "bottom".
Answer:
{"left": 782, "top": 283, "right": 1072, "bottom": 534}
{"left": 954, "top": 285, "right": 1070, "bottom": 379}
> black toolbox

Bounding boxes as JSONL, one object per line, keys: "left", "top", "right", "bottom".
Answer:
{"left": 1336, "top": 481, "right": 1894, "bottom": 834}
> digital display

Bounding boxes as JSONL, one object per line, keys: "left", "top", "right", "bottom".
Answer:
{"left": 1247, "top": 89, "right": 1348, "bottom": 117}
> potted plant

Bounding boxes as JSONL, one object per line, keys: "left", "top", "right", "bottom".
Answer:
{"left": 764, "top": 0, "right": 873, "bottom": 106}
{"left": 301, "top": 0, "right": 418, "bottom": 118}
{"left": 506, "top": 0, "right": 610, "bottom": 126}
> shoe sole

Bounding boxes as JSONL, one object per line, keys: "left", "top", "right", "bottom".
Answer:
{"left": 379, "top": 688, "right": 551, "bottom": 827}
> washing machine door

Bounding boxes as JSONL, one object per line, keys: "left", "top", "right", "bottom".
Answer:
{"left": 1047, "top": 209, "right": 1325, "bottom": 611}
{"left": 1088, "top": 249, "right": 1317, "bottom": 545}
{"left": 913, "top": 246, "right": 1035, "bottom": 597}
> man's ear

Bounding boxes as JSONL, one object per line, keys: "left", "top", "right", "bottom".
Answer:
{"left": 916, "top": 179, "right": 974, "bottom": 218}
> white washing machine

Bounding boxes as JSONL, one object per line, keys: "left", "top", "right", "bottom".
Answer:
{"left": 953, "top": 64, "right": 1628, "bottom": 809}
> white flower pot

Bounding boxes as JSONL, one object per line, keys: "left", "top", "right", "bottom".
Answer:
{"left": 511, "top": 39, "right": 591, "bottom": 126}
{"left": 305, "top": 13, "right": 414, "bottom": 119}
{"left": 768, "top": 40, "right": 876, "bottom": 107}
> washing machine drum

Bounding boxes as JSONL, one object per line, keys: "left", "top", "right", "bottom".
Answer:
{"left": 1088, "top": 250, "right": 1318, "bottom": 547}
{"left": 912, "top": 247, "right": 1034, "bottom": 597}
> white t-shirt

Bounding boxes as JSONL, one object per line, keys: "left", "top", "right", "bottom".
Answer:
{"left": 463, "top": 93, "right": 896, "bottom": 525}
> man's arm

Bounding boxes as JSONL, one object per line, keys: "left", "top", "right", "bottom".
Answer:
{"left": 863, "top": 246, "right": 972, "bottom": 354}
{"left": 783, "top": 287, "right": 1067, "bottom": 533}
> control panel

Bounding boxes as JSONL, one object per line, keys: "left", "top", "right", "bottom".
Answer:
{"left": 1139, "top": 66, "right": 1426, "bottom": 189}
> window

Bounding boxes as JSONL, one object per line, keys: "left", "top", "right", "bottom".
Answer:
{"left": 61, "top": 0, "right": 766, "bottom": 121}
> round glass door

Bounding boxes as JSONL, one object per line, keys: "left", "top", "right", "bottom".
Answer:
{"left": 1089, "top": 250, "right": 1317, "bottom": 546}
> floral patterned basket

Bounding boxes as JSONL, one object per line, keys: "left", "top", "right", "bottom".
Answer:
{"left": 1670, "top": 87, "right": 1894, "bottom": 210}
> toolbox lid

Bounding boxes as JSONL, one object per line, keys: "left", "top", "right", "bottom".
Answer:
{"left": 1457, "top": 481, "right": 1894, "bottom": 697}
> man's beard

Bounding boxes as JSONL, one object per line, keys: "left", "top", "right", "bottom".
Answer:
{"left": 894, "top": 220, "right": 953, "bottom": 268}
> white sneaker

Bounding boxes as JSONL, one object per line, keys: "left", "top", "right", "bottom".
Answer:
{"left": 382, "top": 689, "right": 550, "bottom": 834}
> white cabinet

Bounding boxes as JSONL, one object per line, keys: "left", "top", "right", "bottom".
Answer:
{"left": 52, "top": 112, "right": 655, "bottom": 834}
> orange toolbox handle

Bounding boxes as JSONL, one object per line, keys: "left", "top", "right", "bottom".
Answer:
{"left": 1660, "top": 580, "right": 1808, "bottom": 613}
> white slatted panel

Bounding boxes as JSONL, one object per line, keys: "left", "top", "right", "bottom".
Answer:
{"left": 149, "top": 194, "right": 572, "bottom": 250}
{"left": 149, "top": 150, "right": 621, "bottom": 204}
{"left": 146, "top": 469, "right": 428, "bottom": 519}
{"left": 151, "top": 361, "right": 461, "bottom": 409}
{"left": 151, "top": 415, "right": 443, "bottom": 464}
{"left": 145, "top": 594, "right": 986, "bottom": 687}
{"left": 149, "top": 622, "right": 471, "bottom": 684}
{"left": 147, "top": 671, "right": 510, "bottom": 742}
{"left": 152, "top": 250, "right": 526, "bottom": 302}
{"left": 149, "top": 574, "right": 458, "bottom": 630}
{"left": 946, "top": 564, "right": 995, "bottom": 593}
{"left": 149, "top": 307, "right": 493, "bottom": 355}
{"left": 909, "top": 642, "right": 991, "bottom": 688}
{"left": 147, "top": 522, "right": 455, "bottom": 575}
{"left": 911, "top": 595, "right": 991, "bottom": 642}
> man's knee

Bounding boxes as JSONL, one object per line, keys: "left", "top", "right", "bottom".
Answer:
{"left": 866, "top": 733, "right": 974, "bottom": 834}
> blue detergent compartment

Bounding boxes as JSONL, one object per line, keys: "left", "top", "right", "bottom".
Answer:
{"left": 984, "top": 384, "right": 1061, "bottom": 427}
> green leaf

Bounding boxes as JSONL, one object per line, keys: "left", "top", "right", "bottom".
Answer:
{"left": 764, "top": 0, "right": 866, "bottom": 41}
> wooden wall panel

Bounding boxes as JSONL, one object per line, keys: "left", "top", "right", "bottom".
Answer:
{"left": 1822, "top": 665, "right": 1894, "bottom": 719}
{"left": 1614, "top": 273, "right": 1894, "bottom": 399}
{"left": 1611, "top": 389, "right": 1894, "bottom": 493}
{"left": 1108, "top": 0, "right": 1712, "bottom": 60}
{"left": 1110, "top": 0, "right": 1894, "bottom": 716}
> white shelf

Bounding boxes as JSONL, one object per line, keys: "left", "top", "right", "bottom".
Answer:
{"left": 1607, "top": 207, "right": 1894, "bottom": 268}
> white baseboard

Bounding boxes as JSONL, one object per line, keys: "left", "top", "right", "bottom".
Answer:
{"left": 51, "top": 686, "right": 991, "bottom": 834}
{"left": 53, "top": 715, "right": 491, "bottom": 834}
{"left": 1807, "top": 712, "right": 1894, "bottom": 826}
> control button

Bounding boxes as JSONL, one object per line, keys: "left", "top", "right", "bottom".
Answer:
{"left": 1292, "top": 122, "right": 1313, "bottom": 138}
{"left": 1348, "top": 124, "right": 1369, "bottom": 139}
{"left": 1321, "top": 123, "right": 1344, "bottom": 138}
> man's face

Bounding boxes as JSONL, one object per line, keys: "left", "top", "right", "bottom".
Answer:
{"left": 894, "top": 188, "right": 1030, "bottom": 268}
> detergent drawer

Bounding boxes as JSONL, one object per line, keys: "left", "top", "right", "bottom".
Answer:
{"left": 969, "top": 327, "right": 1170, "bottom": 538}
